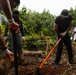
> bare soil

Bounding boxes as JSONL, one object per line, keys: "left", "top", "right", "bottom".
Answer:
{"left": 0, "top": 42, "right": 76, "bottom": 75}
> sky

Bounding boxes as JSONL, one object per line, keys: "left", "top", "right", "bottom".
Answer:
{"left": 19, "top": 0, "right": 76, "bottom": 16}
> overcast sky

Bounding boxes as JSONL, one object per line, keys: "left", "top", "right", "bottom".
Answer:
{"left": 19, "top": 0, "right": 76, "bottom": 16}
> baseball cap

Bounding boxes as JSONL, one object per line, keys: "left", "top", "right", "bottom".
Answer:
{"left": 61, "top": 9, "right": 69, "bottom": 18}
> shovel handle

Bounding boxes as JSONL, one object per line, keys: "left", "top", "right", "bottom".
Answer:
{"left": 12, "top": 30, "right": 18, "bottom": 75}
{"left": 39, "top": 38, "right": 61, "bottom": 69}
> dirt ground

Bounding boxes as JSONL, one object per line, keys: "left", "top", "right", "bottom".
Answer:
{"left": 0, "top": 42, "right": 76, "bottom": 75}
{"left": 8, "top": 55, "right": 76, "bottom": 75}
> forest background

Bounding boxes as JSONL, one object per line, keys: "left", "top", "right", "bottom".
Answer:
{"left": 1, "top": 6, "right": 76, "bottom": 51}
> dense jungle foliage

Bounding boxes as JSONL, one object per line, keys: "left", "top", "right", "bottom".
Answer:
{"left": 1, "top": 6, "right": 76, "bottom": 50}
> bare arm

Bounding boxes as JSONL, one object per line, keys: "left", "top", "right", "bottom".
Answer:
{"left": 54, "top": 23, "right": 60, "bottom": 34}
{"left": 0, "top": 0, "right": 12, "bottom": 20}
{"left": 0, "top": 0, "right": 19, "bottom": 33}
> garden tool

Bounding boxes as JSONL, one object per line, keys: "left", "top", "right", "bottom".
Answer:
{"left": 12, "top": 30, "right": 18, "bottom": 75}
{"left": 37, "top": 38, "right": 61, "bottom": 75}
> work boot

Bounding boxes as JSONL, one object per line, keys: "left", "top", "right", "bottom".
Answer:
{"left": 69, "top": 59, "right": 74, "bottom": 64}
{"left": 54, "top": 63, "right": 59, "bottom": 68}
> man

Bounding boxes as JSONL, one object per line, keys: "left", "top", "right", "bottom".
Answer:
{"left": 54, "top": 9, "right": 73, "bottom": 68}
{"left": 0, "top": 0, "right": 20, "bottom": 58}
{"left": 5, "top": 10, "right": 25, "bottom": 60}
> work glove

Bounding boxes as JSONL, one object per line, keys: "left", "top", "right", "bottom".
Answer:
{"left": 60, "top": 31, "right": 67, "bottom": 37}
{"left": 3, "top": 48, "right": 14, "bottom": 59}
{"left": 8, "top": 19, "right": 19, "bottom": 33}
{"left": 22, "top": 37, "right": 25, "bottom": 42}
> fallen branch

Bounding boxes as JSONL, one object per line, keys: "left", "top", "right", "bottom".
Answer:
{"left": 23, "top": 51, "right": 45, "bottom": 56}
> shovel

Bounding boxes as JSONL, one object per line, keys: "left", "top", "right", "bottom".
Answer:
{"left": 12, "top": 30, "right": 18, "bottom": 75}
{"left": 37, "top": 38, "right": 61, "bottom": 74}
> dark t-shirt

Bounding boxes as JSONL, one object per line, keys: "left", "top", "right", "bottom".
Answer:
{"left": 55, "top": 15, "right": 73, "bottom": 33}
